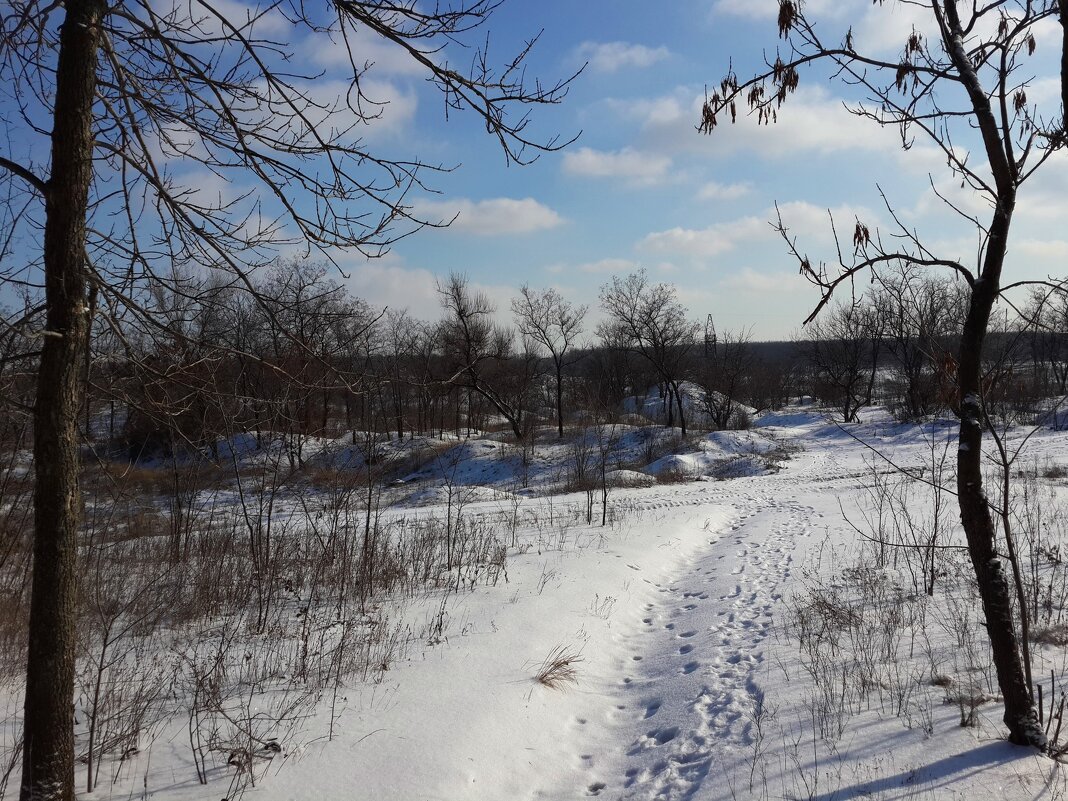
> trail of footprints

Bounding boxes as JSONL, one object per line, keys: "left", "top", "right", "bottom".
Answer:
{"left": 580, "top": 493, "right": 814, "bottom": 800}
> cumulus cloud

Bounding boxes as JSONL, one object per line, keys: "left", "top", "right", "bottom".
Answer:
{"left": 712, "top": 0, "right": 1057, "bottom": 61}
{"left": 1016, "top": 240, "right": 1068, "bottom": 261}
{"left": 151, "top": 0, "right": 288, "bottom": 33}
{"left": 299, "top": 78, "right": 417, "bottom": 138}
{"left": 410, "top": 197, "right": 565, "bottom": 236}
{"left": 576, "top": 41, "right": 671, "bottom": 72}
{"left": 562, "top": 147, "right": 673, "bottom": 185}
{"left": 305, "top": 25, "right": 430, "bottom": 75}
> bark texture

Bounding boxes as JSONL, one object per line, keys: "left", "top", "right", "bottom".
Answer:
{"left": 20, "top": 2, "right": 103, "bottom": 798}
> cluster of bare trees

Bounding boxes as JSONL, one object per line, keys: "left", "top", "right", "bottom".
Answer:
{"left": 12, "top": 258, "right": 1068, "bottom": 473}
{"left": 797, "top": 271, "right": 1068, "bottom": 426}
{"left": 0, "top": 265, "right": 793, "bottom": 464}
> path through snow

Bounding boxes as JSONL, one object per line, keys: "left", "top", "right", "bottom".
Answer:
{"left": 540, "top": 447, "right": 835, "bottom": 801}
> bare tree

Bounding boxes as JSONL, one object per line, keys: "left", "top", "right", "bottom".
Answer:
{"left": 700, "top": 0, "right": 1066, "bottom": 748}
{"left": 598, "top": 271, "right": 700, "bottom": 436}
{"left": 870, "top": 269, "right": 957, "bottom": 420}
{"left": 0, "top": 2, "right": 578, "bottom": 796}
{"left": 695, "top": 328, "right": 755, "bottom": 430}
{"left": 1024, "top": 286, "right": 1068, "bottom": 398}
{"left": 511, "top": 285, "right": 587, "bottom": 438}
{"left": 380, "top": 309, "right": 419, "bottom": 441}
{"left": 797, "top": 303, "right": 872, "bottom": 423}
{"left": 437, "top": 273, "right": 529, "bottom": 440}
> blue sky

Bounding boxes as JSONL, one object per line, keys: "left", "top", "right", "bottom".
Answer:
{"left": 317, "top": 0, "right": 1068, "bottom": 342}
{"left": 4, "top": 1, "right": 1066, "bottom": 341}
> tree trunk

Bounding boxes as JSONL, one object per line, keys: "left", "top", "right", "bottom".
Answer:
{"left": 556, "top": 361, "right": 564, "bottom": 438}
{"left": 21, "top": 2, "right": 104, "bottom": 799}
{"left": 956, "top": 201, "right": 1044, "bottom": 749}
{"left": 674, "top": 384, "right": 687, "bottom": 437}
{"left": 938, "top": 0, "right": 1045, "bottom": 748}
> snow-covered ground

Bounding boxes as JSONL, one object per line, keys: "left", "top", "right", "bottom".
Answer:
{"left": 266, "top": 408, "right": 1057, "bottom": 801}
{"left": 9, "top": 406, "right": 1068, "bottom": 800}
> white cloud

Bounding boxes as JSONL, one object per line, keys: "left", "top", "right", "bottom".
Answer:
{"left": 410, "top": 197, "right": 565, "bottom": 236}
{"left": 609, "top": 85, "right": 901, "bottom": 160}
{"left": 339, "top": 257, "right": 439, "bottom": 319}
{"left": 1016, "top": 240, "right": 1068, "bottom": 262}
{"left": 711, "top": 0, "right": 851, "bottom": 22}
{"left": 774, "top": 200, "right": 879, "bottom": 234}
{"left": 150, "top": 0, "right": 290, "bottom": 37}
{"left": 578, "top": 258, "right": 640, "bottom": 274}
{"left": 697, "top": 181, "right": 752, "bottom": 201}
{"left": 305, "top": 25, "right": 430, "bottom": 76}
{"left": 173, "top": 169, "right": 246, "bottom": 208}
{"left": 712, "top": 1, "right": 1057, "bottom": 62}
{"left": 851, "top": 3, "right": 936, "bottom": 55}
{"left": 301, "top": 78, "right": 418, "bottom": 138}
{"left": 147, "top": 122, "right": 210, "bottom": 165}
{"left": 1017, "top": 161, "right": 1068, "bottom": 223}
{"left": 640, "top": 201, "right": 878, "bottom": 261}
{"left": 640, "top": 216, "right": 769, "bottom": 258}
{"left": 576, "top": 41, "right": 670, "bottom": 73}
{"left": 562, "top": 147, "right": 673, "bottom": 185}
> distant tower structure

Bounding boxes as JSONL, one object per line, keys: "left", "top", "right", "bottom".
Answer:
{"left": 704, "top": 314, "right": 717, "bottom": 358}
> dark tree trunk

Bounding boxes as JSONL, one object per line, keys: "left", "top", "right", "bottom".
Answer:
{"left": 940, "top": 0, "right": 1045, "bottom": 749}
{"left": 955, "top": 202, "right": 1044, "bottom": 749}
{"left": 674, "top": 384, "right": 687, "bottom": 437}
{"left": 21, "top": 2, "right": 104, "bottom": 799}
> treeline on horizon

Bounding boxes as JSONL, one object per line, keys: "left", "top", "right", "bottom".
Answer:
{"left": 1, "top": 260, "right": 1066, "bottom": 460}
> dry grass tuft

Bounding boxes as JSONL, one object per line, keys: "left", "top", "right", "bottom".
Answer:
{"left": 533, "top": 644, "right": 584, "bottom": 690}
{"left": 1031, "top": 623, "right": 1068, "bottom": 647}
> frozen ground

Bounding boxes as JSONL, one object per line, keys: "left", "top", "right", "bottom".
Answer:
{"left": 13, "top": 407, "right": 1068, "bottom": 800}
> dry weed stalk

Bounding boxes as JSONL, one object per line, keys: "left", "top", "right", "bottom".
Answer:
{"left": 533, "top": 645, "right": 584, "bottom": 690}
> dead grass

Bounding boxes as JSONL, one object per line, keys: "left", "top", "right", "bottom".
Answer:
{"left": 1031, "top": 623, "right": 1068, "bottom": 647}
{"left": 655, "top": 467, "right": 693, "bottom": 485}
{"left": 86, "top": 460, "right": 229, "bottom": 498}
{"left": 533, "top": 644, "right": 584, "bottom": 690}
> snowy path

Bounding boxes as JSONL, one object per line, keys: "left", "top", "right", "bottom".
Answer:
{"left": 530, "top": 446, "right": 837, "bottom": 801}
{"left": 566, "top": 492, "right": 816, "bottom": 800}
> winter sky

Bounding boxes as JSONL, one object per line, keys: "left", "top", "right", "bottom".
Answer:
{"left": 322, "top": 0, "right": 1067, "bottom": 342}
{"left": 7, "top": 1, "right": 1067, "bottom": 341}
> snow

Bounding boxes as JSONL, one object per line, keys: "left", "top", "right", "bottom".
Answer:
{"left": 11, "top": 405, "right": 1068, "bottom": 800}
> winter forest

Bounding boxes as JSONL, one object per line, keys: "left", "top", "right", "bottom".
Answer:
{"left": 2, "top": 1, "right": 1068, "bottom": 800}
